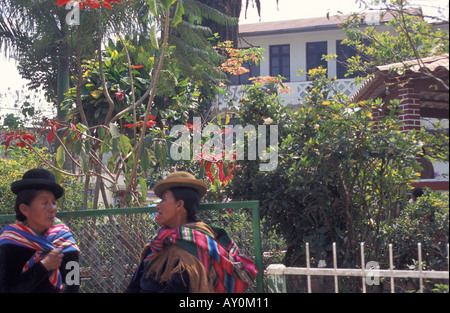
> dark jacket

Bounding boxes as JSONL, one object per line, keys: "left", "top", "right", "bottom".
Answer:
{"left": 0, "top": 244, "right": 79, "bottom": 293}
{"left": 125, "top": 258, "right": 190, "bottom": 293}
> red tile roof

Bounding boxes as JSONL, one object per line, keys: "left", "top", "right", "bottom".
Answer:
{"left": 351, "top": 54, "right": 449, "bottom": 103}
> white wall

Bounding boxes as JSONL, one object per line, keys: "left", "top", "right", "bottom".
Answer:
{"left": 239, "top": 28, "right": 349, "bottom": 81}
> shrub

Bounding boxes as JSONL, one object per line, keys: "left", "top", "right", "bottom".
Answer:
{"left": 382, "top": 190, "right": 449, "bottom": 271}
{"left": 0, "top": 147, "right": 47, "bottom": 215}
{"left": 0, "top": 146, "right": 92, "bottom": 215}
{"left": 231, "top": 69, "right": 428, "bottom": 268}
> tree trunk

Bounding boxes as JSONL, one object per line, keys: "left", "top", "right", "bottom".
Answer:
{"left": 197, "top": 0, "right": 242, "bottom": 45}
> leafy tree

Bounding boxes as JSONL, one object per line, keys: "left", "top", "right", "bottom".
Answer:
{"left": 1, "top": 0, "right": 240, "bottom": 210}
{"left": 229, "top": 1, "right": 449, "bottom": 270}
{"left": 231, "top": 68, "right": 431, "bottom": 268}
{"left": 0, "top": 0, "right": 152, "bottom": 117}
{"left": 196, "top": 0, "right": 280, "bottom": 45}
{"left": 341, "top": 0, "right": 449, "bottom": 90}
{"left": 0, "top": 0, "right": 95, "bottom": 116}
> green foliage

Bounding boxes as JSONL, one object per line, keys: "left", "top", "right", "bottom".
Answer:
{"left": 0, "top": 89, "right": 46, "bottom": 131}
{"left": 2, "top": 0, "right": 255, "bottom": 210}
{"left": 230, "top": 0, "right": 450, "bottom": 269}
{"left": 0, "top": 0, "right": 98, "bottom": 104}
{"left": 1, "top": 114, "right": 22, "bottom": 130}
{"left": 431, "top": 283, "right": 449, "bottom": 293}
{"left": 231, "top": 68, "right": 427, "bottom": 267}
{"left": 341, "top": 0, "right": 449, "bottom": 82}
{"left": 0, "top": 0, "right": 152, "bottom": 104}
{"left": 63, "top": 37, "right": 154, "bottom": 126}
{"left": 382, "top": 190, "right": 449, "bottom": 271}
{"left": 48, "top": 0, "right": 235, "bottom": 207}
{"left": 0, "top": 146, "right": 90, "bottom": 215}
{"left": 420, "top": 120, "right": 450, "bottom": 163}
{"left": 0, "top": 148, "right": 45, "bottom": 215}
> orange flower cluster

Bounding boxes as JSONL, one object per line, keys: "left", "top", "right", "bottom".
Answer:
{"left": 216, "top": 41, "right": 261, "bottom": 76}
{"left": 249, "top": 76, "right": 293, "bottom": 94}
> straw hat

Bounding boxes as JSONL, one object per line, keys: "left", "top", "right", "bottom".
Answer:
{"left": 153, "top": 171, "right": 207, "bottom": 198}
{"left": 11, "top": 168, "right": 64, "bottom": 199}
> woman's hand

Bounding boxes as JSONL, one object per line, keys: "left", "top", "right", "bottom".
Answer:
{"left": 40, "top": 248, "right": 63, "bottom": 271}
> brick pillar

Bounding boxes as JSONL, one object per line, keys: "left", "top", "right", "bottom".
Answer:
{"left": 370, "top": 107, "right": 385, "bottom": 134}
{"left": 398, "top": 83, "right": 421, "bottom": 132}
{"left": 398, "top": 83, "right": 423, "bottom": 165}
{"left": 372, "top": 108, "right": 385, "bottom": 123}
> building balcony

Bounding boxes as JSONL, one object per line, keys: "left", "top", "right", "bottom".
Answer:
{"left": 218, "top": 78, "right": 360, "bottom": 110}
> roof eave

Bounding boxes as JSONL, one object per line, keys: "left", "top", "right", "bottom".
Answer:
{"left": 239, "top": 24, "right": 342, "bottom": 37}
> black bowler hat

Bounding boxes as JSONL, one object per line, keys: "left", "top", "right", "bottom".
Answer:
{"left": 11, "top": 169, "right": 64, "bottom": 199}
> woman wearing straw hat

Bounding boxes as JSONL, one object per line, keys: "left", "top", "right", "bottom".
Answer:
{"left": 0, "top": 169, "right": 80, "bottom": 293}
{"left": 125, "top": 171, "right": 257, "bottom": 293}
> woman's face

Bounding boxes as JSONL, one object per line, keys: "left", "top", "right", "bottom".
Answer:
{"left": 19, "top": 190, "right": 57, "bottom": 234}
{"left": 155, "top": 189, "right": 187, "bottom": 228}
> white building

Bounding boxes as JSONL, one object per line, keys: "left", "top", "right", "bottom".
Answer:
{"left": 226, "top": 11, "right": 449, "bottom": 189}
{"left": 215, "top": 10, "right": 448, "bottom": 110}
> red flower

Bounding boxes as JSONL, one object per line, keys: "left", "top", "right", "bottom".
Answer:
{"left": 124, "top": 115, "right": 156, "bottom": 129}
{"left": 39, "top": 118, "right": 63, "bottom": 145}
{"left": 144, "top": 120, "right": 157, "bottom": 128}
{"left": 115, "top": 91, "right": 124, "bottom": 101}
{"left": 55, "top": 0, "right": 133, "bottom": 9}
{"left": 1, "top": 131, "right": 36, "bottom": 151}
{"left": 186, "top": 122, "right": 201, "bottom": 132}
{"left": 204, "top": 162, "right": 215, "bottom": 183}
{"left": 55, "top": 0, "right": 71, "bottom": 6}
{"left": 217, "top": 161, "right": 225, "bottom": 182}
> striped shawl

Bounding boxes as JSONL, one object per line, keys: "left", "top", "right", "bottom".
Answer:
{"left": 0, "top": 218, "right": 80, "bottom": 290}
{"left": 142, "top": 222, "right": 257, "bottom": 293}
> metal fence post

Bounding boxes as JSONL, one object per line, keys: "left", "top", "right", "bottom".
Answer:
{"left": 251, "top": 202, "right": 264, "bottom": 293}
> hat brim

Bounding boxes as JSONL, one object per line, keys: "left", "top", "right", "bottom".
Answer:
{"left": 11, "top": 179, "right": 65, "bottom": 199}
{"left": 154, "top": 178, "right": 207, "bottom": 199}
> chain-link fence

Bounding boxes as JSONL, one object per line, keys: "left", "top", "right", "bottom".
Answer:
{"left": 0, "top": 201, "right": 265, "bottom": 293}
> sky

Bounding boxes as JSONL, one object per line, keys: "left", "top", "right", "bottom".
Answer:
{"left": 239, "top": 0, "right": 449, "bottom": 24}
{"left": 1, "top": 0, "right": 449, "bottom": 117}
{"left": 239, "top": 0, "right": 364, "bottom": 24}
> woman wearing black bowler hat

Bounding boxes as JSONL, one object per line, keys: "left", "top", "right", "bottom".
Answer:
{"left": 0, "top": 168, "right": 80, "bottom": 293}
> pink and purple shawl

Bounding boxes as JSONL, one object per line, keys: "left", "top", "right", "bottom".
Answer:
{"left": 0, "top": 218, "right": 80, "bottom": 289}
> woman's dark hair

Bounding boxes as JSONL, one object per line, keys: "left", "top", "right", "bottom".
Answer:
{"left": 15, "top": 189, "right": 40, "bottom": 222}
{"left": 170, "top": 187, "right": 200, "bottom": 223}
{"left": 412, "top": 187, "right": 424, "bottom": 198}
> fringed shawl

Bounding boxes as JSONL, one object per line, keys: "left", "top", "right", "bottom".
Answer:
{"left": 0, "top": 218, "right": 80, "bottom": 290}
{"left": 141, "top": 222, "right": 257, "bottom": 293}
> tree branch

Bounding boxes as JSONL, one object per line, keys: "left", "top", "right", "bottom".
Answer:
{"left": 126, "top": 7, "right": 172, "bottom": 198}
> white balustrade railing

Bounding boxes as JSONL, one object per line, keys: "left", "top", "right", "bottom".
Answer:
{"left": 215, "top": 79, "right": 361, "bottom": 110}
